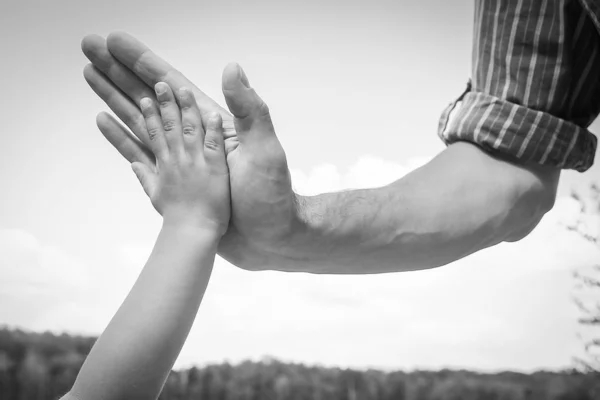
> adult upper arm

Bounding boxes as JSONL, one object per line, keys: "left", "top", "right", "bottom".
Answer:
{"left": 438, "top": 0, "right": 598, "bottom": 174}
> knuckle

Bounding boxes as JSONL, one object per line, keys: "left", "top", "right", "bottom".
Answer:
{"left": 133, "top": 49, "right": 152, "bottom": 75}
{"left": 147, "top": 127, "right": 161, "bottom": 140}
{"left": 182, "top": 125, "right": 196, "bottom": 136}
{"left": 162, "top": 119, "right": 177, "bottom": 132}
{"left": 204, "top": 137, "right": 220, "bottom": 151}
{"left": 255, "top": 99, "right": 270, "bottom": 118}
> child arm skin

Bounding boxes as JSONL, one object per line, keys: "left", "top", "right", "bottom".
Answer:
{"left": 61, "top": 82, "right": 230, "bottom": 400}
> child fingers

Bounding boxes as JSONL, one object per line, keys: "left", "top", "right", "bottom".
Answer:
{"left": 203, "top": 112, "right": 228, "bottom": 173}
{"left": 140, "top": 97, "right": 168, "bottom": 160}
{"left": 154, "top": 82, "right": 184, "bottom": 158}
{"left": 177, "top": 87, "right": 205, "bottom": 155}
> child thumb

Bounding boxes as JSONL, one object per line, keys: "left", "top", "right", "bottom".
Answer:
{"left": 131, "top": 162, "right": 156, "bottom": 198}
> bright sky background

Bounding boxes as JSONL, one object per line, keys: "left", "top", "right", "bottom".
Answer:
{"left": 1, "top": 0, "right": 599, "bottom": 373}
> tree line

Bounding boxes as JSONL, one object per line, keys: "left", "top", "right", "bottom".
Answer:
{"left": 0, "top": 326, "right": 598, "bottom": 400}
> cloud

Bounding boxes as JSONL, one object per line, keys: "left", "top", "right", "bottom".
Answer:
{"left": 290, "top": 154, "right": 433, "bottom": 195}
{"left": 0, "top": 230, "right": 148, "bottom": 335}
{"left": 0, "top": 228, "right": 90, "bottom": 331}
{"left": 0, "top": 229, "right": 88, "bottom": 293}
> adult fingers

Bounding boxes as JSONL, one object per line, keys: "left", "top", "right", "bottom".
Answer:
{"left": 83, "top": 63, "right": 150, "bottom": 146}
{"left": 221, "top": 63, "right": 276, "bottom": 143}
{"left": 105, "top": 31, "right": 230, "bottom": 118}
{"left": 81, "top": 34, "right": 155, "bottom": 110}
{"left": 95, "top": 112, "right": 155, "bottom": 168}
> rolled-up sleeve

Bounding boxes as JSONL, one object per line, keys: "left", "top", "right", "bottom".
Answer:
{"left": 438, "top": 0, "right": 600, "bottom": 172}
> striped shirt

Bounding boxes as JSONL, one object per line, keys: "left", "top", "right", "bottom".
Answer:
{"left": 438, "top": 0, "right": 599, "bottom": 172}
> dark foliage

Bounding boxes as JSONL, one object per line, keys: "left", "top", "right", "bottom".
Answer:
{"left": 0, "top": 327, "right": 598, "bottom": 400}
{"left": 569, "top": 183, "right": 600, "bottom": 372}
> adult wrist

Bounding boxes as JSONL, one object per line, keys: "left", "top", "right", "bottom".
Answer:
{"left": 277, "top": 192, "right": 315, "bottom": 250}
{"left": 230, "top": 191, "right": 319, "bottom": 270}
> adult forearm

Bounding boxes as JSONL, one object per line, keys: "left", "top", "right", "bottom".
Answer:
{"left": 233, "top": 142, "right": 559, "bottom": 274}
{"left": 68, "top": 223, "right": 218, "bottom": 400}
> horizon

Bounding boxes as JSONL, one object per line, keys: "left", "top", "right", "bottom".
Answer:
{"left": 0, "top": 323, "right": 593, "bottom": 376}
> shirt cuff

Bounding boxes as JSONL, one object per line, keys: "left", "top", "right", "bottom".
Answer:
{"left": 438, "top": 90, "right": 597, "bottom": 172}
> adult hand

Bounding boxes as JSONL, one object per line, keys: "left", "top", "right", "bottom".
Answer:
{"left": 82, "top": 32, "right": 297, "bottom": 269}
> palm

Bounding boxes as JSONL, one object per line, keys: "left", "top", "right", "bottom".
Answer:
{"left": 185, "top": 79, "right": 296, "bottom": 251}
{"left": 224, "top": 131, "right": 295, "bottom": 248}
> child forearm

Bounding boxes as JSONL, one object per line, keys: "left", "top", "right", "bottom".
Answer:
{"left": 66, "top": 222, "right": 219, "bottom": 400}
{"left": 63, "top": 80, "right": 230, "bottom": 400}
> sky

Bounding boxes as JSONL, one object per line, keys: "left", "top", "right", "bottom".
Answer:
{"left": 1, "top": 0, "right": 599, "bottom": 373}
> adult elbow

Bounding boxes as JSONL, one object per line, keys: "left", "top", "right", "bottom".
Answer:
{"left": 503, "top": 164, "right": 560, "bottom": 242}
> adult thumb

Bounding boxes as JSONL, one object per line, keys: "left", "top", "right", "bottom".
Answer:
{"left": 221, "top": 62, "right": 276, "bottom": 141}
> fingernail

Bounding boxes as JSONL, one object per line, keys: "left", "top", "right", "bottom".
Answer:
{"left": 140, "top": 97, "right": 152, "bottom": 109}
{"left": 178, "top": 87, "right": 189, "bottom": 97}
{"left": 209, "top": 112, "right": 221, "bottom": 126}
{"left": 155, "top": 82, "right": 167, "bottom": 95}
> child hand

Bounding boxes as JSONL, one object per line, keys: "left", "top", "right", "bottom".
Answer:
{"left": 132, "top": 82, "right": 230, "bottom": 235}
